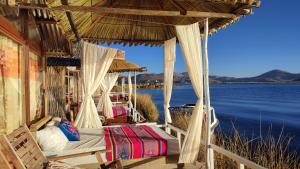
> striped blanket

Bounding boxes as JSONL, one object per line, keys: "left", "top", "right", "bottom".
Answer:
{"left": 104, "top": 125, "right": 167, "bottom": 161}
{"left": 112, "top": 105, "right": 127, "bottom": 117}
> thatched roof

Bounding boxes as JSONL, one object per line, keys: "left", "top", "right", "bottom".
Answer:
{"left": 1, "top": 1, "right": 70, "bottom": 55}
{"left": 47, "top": 57, "right": 146, "bottom": 72}
{"left": 109, "top": 59, "right": 147, "bottom": 73}
{"left": 15, "top": 0, "right": 260, "bottom": 48}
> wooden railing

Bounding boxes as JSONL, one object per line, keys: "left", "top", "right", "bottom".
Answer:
{"left": 128, "top": 108, "right": 146, "bottom": 123}
{"left": 165, "top": 123, "right": 267, "bottom": 169}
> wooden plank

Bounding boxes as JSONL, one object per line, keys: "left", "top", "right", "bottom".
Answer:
{"left": 47, "top": 150, "right": 106, "bottom": 161}
{"left": 0, "top": 16, "right": 24, "bottom": 44}
{"left": 186, "top": 11, "right": 236, "bottom": 18}
{"left": 29, "top": 115, "right": 52, "bottom": 132}
{"left": 9, "top": 132, "right": 28, "bottom": 147}
{"left": 0, "top": 149, "right": 13, "bottom": 169}
{"left": 0, "top": 135, "right": 26, "bottom": 169}
{"left": 53, "top": 5, "right": 237, "bottom": 18}
{"left": 6, "top": 127, "right": 26, "bottom": 140}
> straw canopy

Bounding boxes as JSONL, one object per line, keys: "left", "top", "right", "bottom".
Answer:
{"left": 15, "top": 0, "right": 260, "bottom": 48}
{"left": 109, "top": 59, "right": 147, "bottom": 73}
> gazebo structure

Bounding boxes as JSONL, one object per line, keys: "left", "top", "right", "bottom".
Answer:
{"left": 46, "top": 55, "right": 147, "bottom": 123}
{"left": 0, "top": 0, "right": 266, "bottom": 169}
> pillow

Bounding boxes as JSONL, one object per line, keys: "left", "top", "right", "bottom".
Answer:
{"left": 58, "top": 120, "right": 80, "bottom": 141}
{"left": 46, "top": 121, "right": 55, "bottom": 127}
{"left": 52, "top": 117, "right": 62, "bottom": 126}
{"left": 36, "top": 126, "right": 68, "bottom": 152}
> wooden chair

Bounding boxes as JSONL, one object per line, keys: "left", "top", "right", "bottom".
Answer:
{"left": 0, "top": 149, "right": 12, "bottom": 169}
{"left": 0, "top": 125, "right": 48, "bottom": 169}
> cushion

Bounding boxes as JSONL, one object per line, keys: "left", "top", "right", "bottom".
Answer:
{"left": 58, "top": 120, "right": 80, "bottom": 141}
{"left": 46, "top": 121, "right": 55, "bottom": 127}
{"left": 36, "top": 126, "right": 68, "bottom": 152}
{"left": 52, "top": 117, "right": 62, "bottom": 126}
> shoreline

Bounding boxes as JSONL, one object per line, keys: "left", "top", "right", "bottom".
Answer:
{"left": 136, "top": 82, "right": 300, "bottom": 89}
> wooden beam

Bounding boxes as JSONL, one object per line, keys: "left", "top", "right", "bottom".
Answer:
{"left": 81, "top": 37, "right": 164, "bottom": 45}
{"left": 60, "top": 0, "right": 80, "bottom": 41}
{"left": 45, "top": 51, "right": 70, "bottom": 56}
{"left": 54, "top": 5, "right": 237, "bottom": 18}
{"left": 35, "top": 19, "right": 58, "bottom": 24}
{"left": 185, "top": 11, "right": 235, "bottom": 18}
{"left": 18, "top": 4, "right": 237, "bottom": 18}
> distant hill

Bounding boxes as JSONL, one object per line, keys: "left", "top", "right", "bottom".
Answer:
{"left": 136, "top": 69, "right": 300, "bottom": 84}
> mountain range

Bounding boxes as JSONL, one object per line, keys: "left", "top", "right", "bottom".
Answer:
{"left": 136, "top": 69, "right": 300, "bottom": 84}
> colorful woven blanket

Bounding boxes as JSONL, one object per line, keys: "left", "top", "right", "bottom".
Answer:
{"left": 104, "top": 125, "right": 167, "bottom": 161}
{"left": 112, "top": 105, "right": 127, "bottom": 117}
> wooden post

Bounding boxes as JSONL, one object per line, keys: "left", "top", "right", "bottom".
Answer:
{"left": 20, "top": 9, "right": 31, "bottom": 125}
{"left": 67, "top": 69, "right": 70, "bottom": 104}
{"left": 134, "top": 71, "right": 137, "bottom": 122}
{"left": 203, "top": 18, "right": 214, "bottom": 169}
{"left": 44, "top": 56, "right": 48, "bottom": 116}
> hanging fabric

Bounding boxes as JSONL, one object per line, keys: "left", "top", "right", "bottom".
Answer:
{"left": 97, "top": 73, "right": 119, "bottom": 118}
{"left": 176, "top": 22, "right": 204, "bottom": 163}
{"left": 164, "top": 38, "right": 176, "bottom": 126}
{"left": 75, "top": 41, "right": 117, "bottom": 128}
{"left": 127, "top": 72, "right": 133, "bottom": 109}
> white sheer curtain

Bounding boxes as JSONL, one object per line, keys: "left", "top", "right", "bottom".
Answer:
{"left": 164, "top": 37, "right": 176, "bottom": 126}
{"left": 75, "top": 41, "right": 117, "bottom": 128}
{"left": 176, "top": 22, "right": 204, "bottom": 163}
{"left": 127, "top": 72, "right": 133, "bottom": 108}
{"left": 97, "top": 73, "right": 119, "bottom": 118}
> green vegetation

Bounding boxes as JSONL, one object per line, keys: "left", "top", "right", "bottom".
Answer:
{"left": 171, "top": 113, "right": 300, "bottom": 169}
{"left": 133, "top": 94, "right": 159, "bottom": 122}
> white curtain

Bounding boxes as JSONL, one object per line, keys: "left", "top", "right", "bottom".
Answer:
{"left": 164, "top": 38, "right": 176, "bottom": 125}
{"left": 97, "top": 73, "right": 119, "bottom": 118}
{"left": 176, "top": 22, "right": 204, "bottom": 163}
{"left": 127, "top": 72, "right": 133, "bottom": 109}
{"left": 75, "top": 41, "right": 117, "bottom": 128}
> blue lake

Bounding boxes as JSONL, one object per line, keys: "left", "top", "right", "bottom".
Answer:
{"left": 138, "top": 84, "right": 300, "bottom": 149}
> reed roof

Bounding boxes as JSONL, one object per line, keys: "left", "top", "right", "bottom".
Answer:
{"left": 109, "top": 59, "right": 147, "bottom": 73}
{"left": 16, "top": 0, "right": 260, "bottom": 48}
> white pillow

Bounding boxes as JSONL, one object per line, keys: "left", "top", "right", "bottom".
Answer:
{"left": 46, "top": 121, "right": 55, "bottom": 127}
{"left": 36, "top": 126, "right": 68, "bottom": 152}
{"left": 52, "top": 117, "right": 62, "bottom": 126}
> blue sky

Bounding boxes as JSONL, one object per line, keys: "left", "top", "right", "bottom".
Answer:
{"left": 108, "top": 0, "right": 300, "bottom": 77}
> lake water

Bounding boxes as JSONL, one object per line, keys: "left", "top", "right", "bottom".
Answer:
{"left": 138, "top": 84, "right": 300, "bottom": 150}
